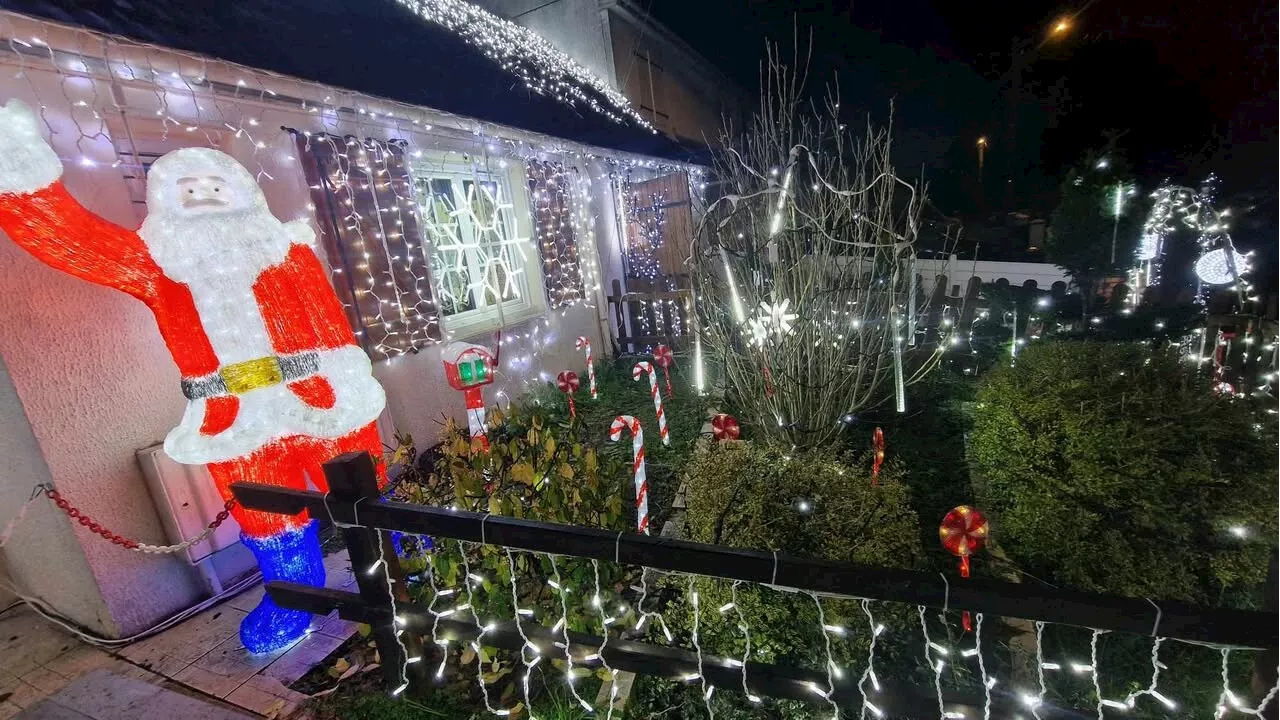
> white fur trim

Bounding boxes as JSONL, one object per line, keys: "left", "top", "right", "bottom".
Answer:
{"left": 0, "top": 100, "right": 62, "bottom": 194}
{"left": 163, "top": 345, "right": 386, "bottom": 465}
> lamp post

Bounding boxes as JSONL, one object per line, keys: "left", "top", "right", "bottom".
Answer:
{"left": 977, "top": 136, "right": 988, "bottom": 175}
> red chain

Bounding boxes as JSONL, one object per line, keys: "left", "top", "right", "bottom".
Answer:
{"left": 43, "top": 487, "right": 236, "bottom": 551}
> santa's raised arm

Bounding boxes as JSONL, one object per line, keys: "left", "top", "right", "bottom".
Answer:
{"left": 0, "top": 98, "right": 387, "bottom": 653}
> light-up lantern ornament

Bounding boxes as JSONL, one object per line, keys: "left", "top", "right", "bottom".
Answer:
{"left": 653, "top": 344, "right": 675, "bottom": 396}
{"left": 1195, "top": 248, "right": 1249, "bottom": 286}
{"left": 575, "top": 336, "right": 597, "bottom": 400}
{"left": 711, "top": 413, "right": 740, "bottom": 441}
{"left": 940, "top": 505, "right": 989, "bottom": 632}
{"left": 0, "top": 100, "right": 387, "bottom": 654}
{"left": 556, "top": 370, "right": 580, "bottom": 418}
{"left": 442, "top": 341, "right": 497, "bottom": 450}
{"left": 871, "top": 427, "right": 886, "bottom": 485}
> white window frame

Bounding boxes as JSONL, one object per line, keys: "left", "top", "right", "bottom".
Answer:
{"left": 408, "top": 156, "right": 546, "bottom": 339}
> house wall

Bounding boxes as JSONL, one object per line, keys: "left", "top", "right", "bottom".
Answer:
{"left": 467, "top": 0, "right": 618, "bottom": 90}
{"left": 0, "top": 16, "right": 662, "bottom": 635}
{"left": 915, "top": 256, "right": 1071, "bottom": 297}
{"left": 608, "top": 13, "right": 733, "bottom": 145}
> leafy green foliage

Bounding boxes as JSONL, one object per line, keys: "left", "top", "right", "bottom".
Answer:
{"left": 970, "top": 341, "right": 1277, "bottom": 605}
{"left": 683, "top": 442, "right": 920, "bottom": 565}
{"left": 626, "top": 442, "right": 929, "bottom": 719}
{"left": 1045, "top": 161, "right": 1140, "bottom": 310}
{"left": 541, "top": 356, "right": 710, "bottom": 530}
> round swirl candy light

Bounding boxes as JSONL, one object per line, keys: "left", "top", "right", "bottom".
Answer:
{"left": 1194, "top": 248, "right": 1249, "bottom": 286}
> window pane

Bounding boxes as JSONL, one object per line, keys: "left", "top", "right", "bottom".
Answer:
{"left": 416, "top": 176, "right": 476, "bottom": 316}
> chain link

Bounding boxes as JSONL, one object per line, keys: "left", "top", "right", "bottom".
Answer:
{"left": 44, "top": 486, "right": 236, "bottom": 554}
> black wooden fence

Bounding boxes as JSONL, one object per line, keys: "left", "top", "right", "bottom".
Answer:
{"left": 231, "top": 453, "right": 1278, "bottom": 717}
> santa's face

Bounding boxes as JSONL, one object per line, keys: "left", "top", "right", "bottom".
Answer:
{"left": 176, "top": 174, "right": 236, "bottom": 214}
{"left": 139, "top": 147, "right": 291, "bottom": 285}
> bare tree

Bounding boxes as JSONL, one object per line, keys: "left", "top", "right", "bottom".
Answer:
{"left": 691, "top": 47, "right": 962, "bottom": 449}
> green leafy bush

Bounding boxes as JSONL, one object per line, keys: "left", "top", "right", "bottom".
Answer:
{"left": 970, "top": 340, "right": 1277, "bottom": 606}
{"left": 624, "top": 442, "right": 925, "bottom": 719}
{"left": 683, "top": 442, "right": 920, "bottom": 565}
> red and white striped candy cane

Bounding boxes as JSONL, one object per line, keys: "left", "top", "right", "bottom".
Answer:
{"left": 609, "top": 415, "right": 649, "bottom": 534}
{"left": 575, "top": 336, "right": 597, "bottom": 400}
{"left": 633, "top": 361, "right": 669, "bottom": 446}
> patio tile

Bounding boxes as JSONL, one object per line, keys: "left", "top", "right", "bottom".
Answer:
{"left": 40, "top": 648, "right": 116, "bottom": 682}
{"left": 15, "top": 669, "right": 69, "bottom": 696}
{"left": 11, "top": 699, "right": 92, "bottom": 719}
{"left": 1, "top": 680, "right": 48, "bottom": 710}
{"left": 223, "top": 585, "right": 265, "bottom": 614}
{"left": 223, "top": 675, "right": 304, "bottom": 718}
{"left": 172, "top": 634, "right": 285, "bottom": 698}
{"left": 314, "top": 611, "right": 358, "bottom": 640}
{"left": 0, "top": 612, "right": 76, "bottom": 676}
{"left": 0, "top": 702, "right": 20, "bottom": 719}
{"left": 260, "top": 631, "right": 347, "bottom": 685}
{"left": 117, "top": 608, "right": 245, "bottom": 678}
{"left": 44, "top": 670, "right": 161, "bottom": 718}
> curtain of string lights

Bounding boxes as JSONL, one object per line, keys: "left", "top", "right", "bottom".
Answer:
{"left": 345, "top": 524, "right": 1280, "bottom": 720}
{"left": 0, "top": 10, "right": 702, "bottom": 384}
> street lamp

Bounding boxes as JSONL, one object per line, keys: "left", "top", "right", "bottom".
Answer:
{"left": 977, "top": 136, "right": 988, "bottom": 174}
{"left": 1050, "top": 18, "right": 1072, "bottom": 37}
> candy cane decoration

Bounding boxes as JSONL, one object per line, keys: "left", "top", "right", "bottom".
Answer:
{"left": 610, "top": 415, "right": 649, "bottom": 534}
{"left": 633, "top": 361, "right": 669, "bottom": 446}
{"left": 653, "top": 344, "right": 674, "bottom": 396}
{"left": 556, "top": 370, "right": 580, "bottom": 418}
{"left": 575, "top": 336, "right": 597, "bottom": 400}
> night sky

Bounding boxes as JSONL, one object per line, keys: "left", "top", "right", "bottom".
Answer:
{"left": 646, "top": 0, "right": 1278, "bottom": 220}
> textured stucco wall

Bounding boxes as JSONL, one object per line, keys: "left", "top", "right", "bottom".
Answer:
{"left": 0, "top": 79, "right": 211, "bottom": 635}
{"left": 0, "top": 355, "right": 117, "bottom": 635}
{"left": 0, "top": 60, "right": 612, "bottom": 634}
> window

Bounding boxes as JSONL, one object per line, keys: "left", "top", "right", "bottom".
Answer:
{"left": 410, "top": 160, "right": 541, "bottom": 335}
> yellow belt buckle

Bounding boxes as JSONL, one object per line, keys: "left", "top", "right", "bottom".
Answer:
{"left": 220, "top": 356, "right": 284, "bottom": 395}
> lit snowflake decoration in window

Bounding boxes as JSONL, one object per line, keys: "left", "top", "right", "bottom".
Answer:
{"left": 393, "top": 0, "right": 653, "bottom": 130}
{"left": 745, "top": 299, "right": 797, "bottom": 346}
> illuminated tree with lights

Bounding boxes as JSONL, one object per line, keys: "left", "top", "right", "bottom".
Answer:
{"left": 691, "top": 49, "right": 960, "bottom": 448}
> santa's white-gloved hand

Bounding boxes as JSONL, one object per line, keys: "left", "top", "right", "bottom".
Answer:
{"left": 0, "top": 100, "right": 62, "bottom": 195}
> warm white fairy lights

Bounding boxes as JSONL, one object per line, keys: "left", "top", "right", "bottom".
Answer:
{"left": 392, "top": 0, "right": 651, "bottom": 130}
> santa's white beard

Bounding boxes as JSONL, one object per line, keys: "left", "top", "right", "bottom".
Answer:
{"left": 140, "top": 209, "right": 292, "bottom": 287}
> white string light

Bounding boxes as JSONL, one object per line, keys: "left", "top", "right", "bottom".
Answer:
{"left": 688, "top": 576, "right": 716, "bottom": 718}
{"left": 591, "top": 559, "right": 620, "bottom": 719}
{"left": 973, "top": 613, "right": 991, "bottom": 720}
{"left": 809, "top": 593, "right": 843, "bottom": 719}
{"left": 858, "top": 599, "right": 885, "bottom": 719}
{"left": 456, "top": 541, "right": 505, "bottom": 715}
{"left": 547, "top": 554, "right": 594, "bottom": 712}
{"left": 918, "top": 606, "right": 948, "bottom": 719}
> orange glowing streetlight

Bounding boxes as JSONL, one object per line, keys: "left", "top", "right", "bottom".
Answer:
{"left": 1051, "top": 17, "right": 1072, "bottom": 36}
{"left": 977, "top": 136, "right": 988, "bottom": 174}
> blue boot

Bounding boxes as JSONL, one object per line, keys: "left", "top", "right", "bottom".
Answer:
{"left": 239, "top": 522, "right": 326, "bottom": 653}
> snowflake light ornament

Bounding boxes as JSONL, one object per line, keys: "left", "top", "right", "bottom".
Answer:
{"left": 745, "top": 299, "right": 797, "bottom": 347}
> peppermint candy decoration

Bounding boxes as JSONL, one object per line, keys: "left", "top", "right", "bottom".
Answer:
{"left": 653, "top": 344, "right": 674, "bottom": 396}
{"left": 939, "top": 505, "right": 989, "bottom": 632}
{"left": 556, "top": 371, "right": 580, "bottom": 418}
{"left": 710, "top": 413, "right": 740, "bottom": 441}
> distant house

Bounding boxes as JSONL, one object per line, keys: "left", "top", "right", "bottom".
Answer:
{"left": 0, "top": 0, "right": 705, "bottom": 638}
{"left": 471, "top": 0, "right": 751, "bottom": 145}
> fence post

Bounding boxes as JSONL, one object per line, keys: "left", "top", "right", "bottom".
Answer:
{"left": 323, "top": 451, "right": 424, "bottom": 692}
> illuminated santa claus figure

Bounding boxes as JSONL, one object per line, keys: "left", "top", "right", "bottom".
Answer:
{"left": 0, "top": 100, "right": 386, "bottom": 653}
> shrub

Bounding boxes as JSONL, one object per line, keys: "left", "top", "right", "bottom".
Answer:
{"left": 970, "top": 340, "right": 1277, "bottom": 606}
{"left": 625, "top": 442, "right": 925, "bottom": 719}
{"left": 683, "top": 442, "right": 920, "bottom": 565}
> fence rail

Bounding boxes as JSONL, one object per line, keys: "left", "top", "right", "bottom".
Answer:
{"left": 231, "top": 469, "right": 1275, "bottom": 650}
{"left": 230, "top": 452, "right": 1278, "bottom": 717}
